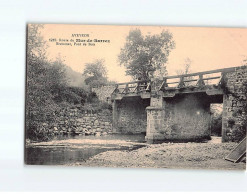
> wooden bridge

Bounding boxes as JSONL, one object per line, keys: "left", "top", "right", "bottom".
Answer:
{"left": 111, "top": 66, "right": 238, "bottom": 100}
{"left": 110, "top": 66, "right": 246, "bottom": 143}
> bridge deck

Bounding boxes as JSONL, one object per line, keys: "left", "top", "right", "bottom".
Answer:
{"left": 111, "top": 66, "right": 239, "bottom": 100}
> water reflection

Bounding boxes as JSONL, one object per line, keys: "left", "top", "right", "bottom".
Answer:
{"left": 25, "top": 134, "right": 146, "bottom": 165}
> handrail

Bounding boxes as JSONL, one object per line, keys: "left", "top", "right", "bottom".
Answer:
{"left": 114, "top": 66, "right": 240, "bottom": 86}
{"left": 111, "top": 66, "right": 245, "bottom": 95}
{"left": 115, "top": 80, "right": 150, "bottom": 85}
{"left": 163, "top": 66, "right": 237, "bottom": 80}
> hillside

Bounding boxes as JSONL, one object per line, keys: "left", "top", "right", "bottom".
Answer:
{"left": 64, "top": 66, "right": 87, "bottom": 89}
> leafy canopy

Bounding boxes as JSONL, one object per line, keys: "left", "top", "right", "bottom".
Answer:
{"left": 118, "top": 29, "right": 175, "bottom": 80}
{"left": 83, "top": 59, "right": 108, "bottom": 88}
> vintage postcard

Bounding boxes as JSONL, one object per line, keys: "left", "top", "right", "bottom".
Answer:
{"left": 25, "top": 24, "right": 246, "bottom": 169}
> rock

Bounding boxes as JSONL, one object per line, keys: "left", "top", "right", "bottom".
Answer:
{"left": 96, "top": 128, "right": 101, "bottom": 132}
{"left": 85, "top": 132, "right": 91, "bottom": 136}
{"left": 76, "top": 118, "right": 84, "bottom": 123}
{"left": 83, "top": 128, "right": 87, "bottom": 132}
{"left": 101, "top": 132, "right": 107, "bottom": 136}
{"left": 94, "top": 120, "right": 99, "bottom": 125}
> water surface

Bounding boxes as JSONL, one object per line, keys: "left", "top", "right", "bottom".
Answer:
{"left": 25, "top": 134, "right": 146, "bottom": 165}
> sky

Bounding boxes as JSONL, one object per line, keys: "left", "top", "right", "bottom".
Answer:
{"left": 40, "top": 24, "right": 247, "bottom": 82}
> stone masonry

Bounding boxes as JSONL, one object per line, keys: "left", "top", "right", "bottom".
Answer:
{"left": 113, "top": 97, "right": 150, "bottom": 134}
{"left": 53, "top": 107, "right": 112, "bottom": 135}
{"left": 222, "top": 66, "right": 247, "bottom": 142}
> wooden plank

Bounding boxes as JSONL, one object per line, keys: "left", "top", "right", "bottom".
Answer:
{"left": 163, "top": 66, "right": 238, "bottom": 80}
{"left": 203, "top": 76, "right": 220, "bottom": 80}
{"left": 225, "top": 137, "right": 246, "bottom": 163}
{"left": 110, "top": 66, "right": 244, "bottom": 87}
{"left": 116, "top": 80, "right": 150, "bottom": 85}
{"left": 206, "top": 89, "right": 224, "bottom": 95}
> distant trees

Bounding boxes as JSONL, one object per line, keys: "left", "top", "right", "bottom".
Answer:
{"left": 83, "top": 59, "right": 108, "bottom": 89}
{"left": 175, "top": 58, "right": 192, "bottom": 75}
{"left": 118, "top": 29, "right": 175, "bottom": 80}
{"left": 175, "top": 58, "right": 193, "bottom": 86}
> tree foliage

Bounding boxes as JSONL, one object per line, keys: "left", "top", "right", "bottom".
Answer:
{"left": 83, "top": 59, "right": 108, "bottom": 88}
{"left": 26, "top": 25, "right": 76, "bottom": 141}
{"left": 210, "top": 104, "right": 223, "bottom": 136}
{"left": 118, "top": 29, "right": 175, "bottom": 80}
{"left": 176, "top": 58, "right": 192, "bottom": 75}
{"left": 26, "top": 25, "right": 109, "bottom": 141}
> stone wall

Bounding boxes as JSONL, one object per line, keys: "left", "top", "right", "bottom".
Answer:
{"left": 146, "top": 93, "right": 211, "bottom": 141}
{"left": 54, "top": 107, "right": 112, "bottom": 135}
{"left": 222, "top": 66, "right": 247, "bottom": 142}
{"left": 92, "top": 85, "right": 116, "bottom": 103}
{"left": 162, "top": 93, "right": 211, "bottom": 140}
{"left": 113, "top": 97, "right": 150, "bottom": 134}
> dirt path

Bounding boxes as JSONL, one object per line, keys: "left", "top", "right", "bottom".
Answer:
{"left": 70, "top": 142, "right": 246, "bottom": 170}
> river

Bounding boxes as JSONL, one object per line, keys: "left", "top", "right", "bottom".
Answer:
{"left": 25, "top": 134, "right": 147, "bottom": 165}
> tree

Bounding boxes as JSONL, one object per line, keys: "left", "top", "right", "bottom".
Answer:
{"left": 175, "top": 58, "right": 192, "bottom": 75}
{"left": 175, "top": 58, "right": 193, "bottom": 86}
{"left": 118, "top": 29, "right": 175, "bottom": 80}
{"left": 26, "top": 24, "right": 68, "bottom": 141}
{"left": 83, "top": 59, "right": 108, "bottom": 88}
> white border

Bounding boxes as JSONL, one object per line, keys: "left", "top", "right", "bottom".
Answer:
{"left": 0, "top": 0, "right": 246, "bottom": 192}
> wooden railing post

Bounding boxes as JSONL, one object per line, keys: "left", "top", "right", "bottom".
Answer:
{"left": 113, "top": 84, "right": 119, "bottom": 94}
{"left": 178, "top": 76, "right": 185, "bottom": 88}
{"left": 124, "top": 83, "right": 129, "bottom": 94}
{"left": 196, "top": 74, "right": 205, "bottom": 87}
{"left": 146, "top": 82, "right": 151, "bottom": 92}
{"left": 136, "top": 82, "right": 140, "bottom": 93}
{"left": 159, "top": 78, "right": 168, "bottom": 91}
{"left": 218, "top": 72, "right": 226, "bottom": 86}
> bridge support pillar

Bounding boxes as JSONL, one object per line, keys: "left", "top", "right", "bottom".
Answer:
{"left": 145, "top": 83, "right": 165, "bottom": 142}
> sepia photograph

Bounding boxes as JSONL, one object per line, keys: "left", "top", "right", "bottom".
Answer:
{"left": 25, "top": 24, "right": 246, "bottom": 170}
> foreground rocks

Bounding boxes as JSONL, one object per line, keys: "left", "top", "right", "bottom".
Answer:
{"left": 71, "top": 142, "right": 246, "bottom": 170}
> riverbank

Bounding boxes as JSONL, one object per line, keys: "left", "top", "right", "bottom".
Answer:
{"left": 70, "top": 142, "right": 246, "bottom": 170}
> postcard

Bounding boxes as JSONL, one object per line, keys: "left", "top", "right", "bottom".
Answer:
{"left": 25, "top": 24, "right": 246, "bottom": 169}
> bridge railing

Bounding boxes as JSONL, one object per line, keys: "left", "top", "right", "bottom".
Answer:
{"left": 112, "top": 80, "right": 151, "bottom": 94}
{"left": 112, "top": 66, "right": 238, "bottom": 95}
{"left": 160, "top": 66, "right": 237, "bottom": 90}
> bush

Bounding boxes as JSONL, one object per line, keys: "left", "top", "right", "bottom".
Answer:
{"left": 211, "top": 114, "right": 222, "bottom": 136}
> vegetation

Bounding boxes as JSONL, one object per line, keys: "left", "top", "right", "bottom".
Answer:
{"left": 82, "top": 59, "right": 108, "bottom": 89}
{"left": 118, "top": 29, "right": 175, "bottom": 80}
{"left": 26, "top": 24, "right": 62, "bottom": 141}
{"left": 175, "top": 58, "right": 192, "bottom": 75}
{"left": 210, "top": 104, "right": 223, "bottom": 136}
{"left": 26, "top": 24, "right": 111, "bottom": 141}
{"left": 175, "top": 58, "right": 193, "bottom": 86}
